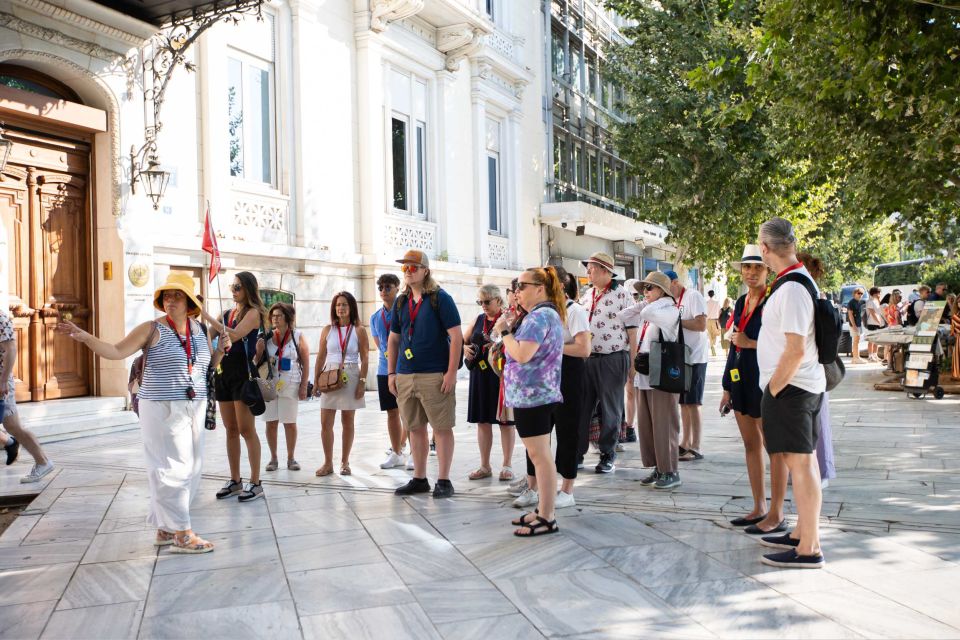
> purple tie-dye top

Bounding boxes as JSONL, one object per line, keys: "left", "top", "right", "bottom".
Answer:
{"left": 504, "top": 305, "right": 564, "bottom": 409}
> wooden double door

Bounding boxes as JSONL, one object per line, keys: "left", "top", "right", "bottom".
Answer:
{"left": 0, "top": 126, "right": 92, "bottom": 402}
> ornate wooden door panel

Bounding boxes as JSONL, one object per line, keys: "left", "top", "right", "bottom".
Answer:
{"left": 34, "top": 172, "right": 90, "bottom": 400}
{"left": 0, "top": 173, "right": 33, "bottom": 402}
{"left": 1, "top": 128, "right": 91, "bottom": 402}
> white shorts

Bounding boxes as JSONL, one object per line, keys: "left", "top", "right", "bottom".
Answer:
{"left": 262, "top": 380, "right": 301, "bottom": 423}
{"left": 1, "top": 381, "right": 18, "bottom": 420}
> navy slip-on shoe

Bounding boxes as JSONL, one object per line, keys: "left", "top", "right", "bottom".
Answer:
{"left": 744, "top": 520, "right": 787, "bottom": 535}
{"left": 760, "top": 533, "right": 801, "bottom": 550}
{"left": 761, "top": 549, "right": 824, "bottom": 569}
{"left": 730, "top": 514, "right": 766, "bottom": 527}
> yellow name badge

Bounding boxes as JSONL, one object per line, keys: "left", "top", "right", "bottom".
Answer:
{"left": 341, "top": 372, "right": 349, "bottom": 384}
{"left": 404, "top": 348, "right": 414, "bottom": 360}
{"left": 478, "top": 360, "right": 488, "bottom": 371}
{"left": 275, "top": 380, "right": 286, "bottom": 392}
{"left": 730, "top": 368, "right": 741, "bottom": 382}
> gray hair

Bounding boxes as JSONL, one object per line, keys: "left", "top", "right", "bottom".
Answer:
{"left": 758, "top": 217, "right": 797, "bottom": 255}
{"left": 478, "top": 284, "right": 503, "bottom": 303}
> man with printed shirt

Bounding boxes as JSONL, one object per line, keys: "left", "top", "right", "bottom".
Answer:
{"left": 755, "top": 217, "right": 827, "bottom": 569}
{"left": 578, "top": 252, "right": 635, "bottom": 474}
{"left": 387, "top": 250, "right": 463, "bottom": 498}
{"left": 664, "top": 271, "right": 709, "bottom": 461}
{"left": 370, "top": 273, "right": 408, "bottom": 470}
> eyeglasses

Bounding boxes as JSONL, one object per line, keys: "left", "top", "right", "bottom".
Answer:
{"left": 632, "top": 293, "right": 641, "bottom": 299}
{"left": 515, "top": 281, "right": 540, "bottom": 291}
{"left": 377, "top": 284, "right": 395, "bottom": 292}
{"left": 400, "top": 264, "right": 419, "bottom": 274}
{"left": 162, "top": 291, "right": 186, "bottom": 301}
{"left": 476, "top": 299, "right": 495, "bottom": 306}
{"left": 230, "top": 284, "right": 243, "bottom": 293}
{"left": 642, "top": 284, "right": 656, "bottom": 292}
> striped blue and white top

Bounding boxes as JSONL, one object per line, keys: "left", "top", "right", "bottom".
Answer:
{"left": 138, "top": 319, "right": 212, "bottom": 401}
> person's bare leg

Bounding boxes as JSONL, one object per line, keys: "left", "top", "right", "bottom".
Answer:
{"left": 499, "top": 425, "right": 515, "bottom": 469}
{"left": 283, "top": 423, "right": 297, "bottom": 462}
{"left": 341, "top": 410, "right": 356, "bottom": 466}
{"left": 757, "top": 452, "right": 789, "bottom": 531}
{"left": 434, "top": 429, "right": 454, "bottom": 480}
{"left": 408, "top": 427, "right": 429, "bottom": 477}
{"left": 782, "top": 452, "right": 822, "bottom": 555}
{"left": 680, "top": 405, "right": 693, "bottom": 451}
{"left": 320, "top": 409, "right": 336, "bottom": 468}
{"left": 476, "top": 423, "right": 493, "bottom": 470}
{"left": 236, "top": 406, "right": 261, "bottom": 484}
{"left": 519, "top": 435, "right": 557, "bottom": 527}
{"left": 386, "top": 409, "right": 403, "bottom": 452}
{"left": 687, "top": 405, "right": 702, "bottom": 452}
{"left": 220, "top": 403, "right": 242, "bottom": 482}
{"left": 735, "top": 413, "right": 767, "bottom": 518}
{"left": 265, "top": 421, "right": 279, "bottom": 465}
{"left": 1, "top": 415, "right": 48, "bottom": 465}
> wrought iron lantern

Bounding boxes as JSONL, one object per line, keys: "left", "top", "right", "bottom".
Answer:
{"left": 130, "top": 144, "right": 170, "bottom": 210}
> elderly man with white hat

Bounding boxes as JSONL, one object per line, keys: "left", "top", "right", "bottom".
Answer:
{"left": 577, "top": 252, "right": 635, "bottom": 474}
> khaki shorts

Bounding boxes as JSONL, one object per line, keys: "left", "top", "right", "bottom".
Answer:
{"left": 395, "top": 373, "right": 456, "bottom": 431}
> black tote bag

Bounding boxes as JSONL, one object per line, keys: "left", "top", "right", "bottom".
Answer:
{"left": 649, "top": 311, "right": 690, "bottom": 394}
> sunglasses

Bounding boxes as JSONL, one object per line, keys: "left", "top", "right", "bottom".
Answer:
{"left": 642, "top": 284, "right": 656, "bottom": 292}
{"left": 632, "top": 293, "right": 641, "bottom": 299}
{"left": 377, "top": 284, "right": 395, "bottom": 292}
{"left": 400, "top": 264, "right": 419, "bottom": 274}
{"left": 476, "top": 299, "right": 495, "bottom": 306}
{"left": 230, "top": 284, "right": 243, "bottom": 293}
{"left": 515, "top": 281, "right": 540, "bottom": 291}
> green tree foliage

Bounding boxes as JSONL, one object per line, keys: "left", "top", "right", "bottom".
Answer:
{"left": 605, "top": 0, "right": 950, "bottom": 281}
{"left": 923, "top": 258, "right": 960, "bottom": 295}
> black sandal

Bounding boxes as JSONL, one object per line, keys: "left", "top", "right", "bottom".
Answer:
{"left": 511, "top": 509, "right": 539, "bottom": 526}
{"left": 514, "top": 516, "right": 559, "bottom": 537}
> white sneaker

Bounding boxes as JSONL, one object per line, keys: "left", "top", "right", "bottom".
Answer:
{"left": 507, "top": 476, "right": 528, "bottom": 496}
{"left": 821, "top": 478, "right": 830, "bottom": 489}
{"left": 379, "top": 451, "right": 405, "bottom": 469}
{"left": 20, "top": 460, "right": 54, "bottom": 483}
{"left": 405, "top": 456, "right": 415, "bottom": 471}
{"left": 555, "top": 491, "right": 576, "bottom": 509}
{"left": 512, "top": 488, "right": 538, "bottom": 508}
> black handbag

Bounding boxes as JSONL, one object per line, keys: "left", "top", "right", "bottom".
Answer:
{"left": 634, "top": 351, "right": 650, "bottom": 375}
{"left": 241, "top": 336, "right": 266, "bottom": 416}
{"left": 650, "top": 311, "right": 689, "bottom": 394}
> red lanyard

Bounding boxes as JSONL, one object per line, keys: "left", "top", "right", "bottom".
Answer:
{"left": 675, "top": 288, "right": 686, "bottom": 309}
{"left": 482, "top": 312, "right": 502, "bottom": 336}
{"left": 380, "top": 307, "right": 392, "bottom": 335}
{"left": 589, "top": 284, "right": 610, "bottom": 319}
{"left": 735, "top": 295, "right": 761, "bottom": 352}
{"left": 166, "top": 317, "right": 193, "bottom": 375}
{"left": 407, "top": 295, "right": 424, "bottom": 337}
{"left": 274, "top": 329, "right": 291, "bottom": 357}
{"left": 639, "top": 321, "right": 650, "bottom": 344}
{"left": 337, "top": 324, "right": 352, "bottom": 354}
{"left": 776, "top": 262, "right": 804, "bottom": 280}
{"left": 227, "top": 307, "right": 240, "bottom": 328}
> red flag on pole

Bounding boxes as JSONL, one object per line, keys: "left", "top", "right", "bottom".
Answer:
{"left": 202, "top": 204, "right": 221, "bottom": 283}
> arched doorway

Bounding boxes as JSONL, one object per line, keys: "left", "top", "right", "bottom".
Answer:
{"left": 0, "top": 65, "right": 95, "bottom": 401}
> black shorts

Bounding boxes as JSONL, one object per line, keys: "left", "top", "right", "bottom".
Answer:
{"left": 761, "top": 384, "right": 823, "bottom": 454}
{"left": 514, "top": 403, "right": 558, "bottom": 439}
{"left": 214, "top": 367, "right": 247, "bottom": 402}
{"left": 378, "top": 375, "right": 398, "bottom": 411}
{"left": 729, "top": 376, "right": 762, "bottom": 419}
{"left": 679, "top": 363, "right": 707, "bottom": 405}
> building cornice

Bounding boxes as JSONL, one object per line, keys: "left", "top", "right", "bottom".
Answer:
{"left": 0, "top": 11, "right": 128, "bottom": 60}
{"left": 12, "top": 0, "right": 154, "bottom": 48}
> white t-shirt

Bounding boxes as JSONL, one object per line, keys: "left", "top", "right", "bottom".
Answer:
{"left": 865, "top": 297, "right": 885, "bottom": 327}
{"left": 563, "top": 301, "right": 590, "bottom": 345}
{"left": 706, "top": 298, "right": 721, "bottom": 320}
{"left": 757, "top": 267, "right": 827, "bottom": 394}
{"left": 677, "top": 288, "right": 708, "bottom": 364}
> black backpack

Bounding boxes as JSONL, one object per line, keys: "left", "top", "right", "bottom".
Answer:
{"left": 395, "top": 289, "right": 464, "bottom": 370}
{"left": 767, "top": 272, "right": 844, "bottom": 391}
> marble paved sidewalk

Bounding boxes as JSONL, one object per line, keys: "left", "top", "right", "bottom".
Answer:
{"left": 1, "top": 359, "right": 959, "bottom": 639}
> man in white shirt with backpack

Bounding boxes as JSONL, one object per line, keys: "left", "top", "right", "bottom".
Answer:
{"left": 756, "top": 217, "right": 827, "bottom": 569}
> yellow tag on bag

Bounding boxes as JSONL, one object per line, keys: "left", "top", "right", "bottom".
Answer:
{"left": 341, "top": 372, "right": 349, "bottom": 384}
{"left": 404, "top": 348, "right": 414, "bottom": 360}
{"left": 275, "top": 380, "right": 286, "bottom": 391}
{"left": 730, "top": 368, "right": 740, "bottom": 382}
{"left": 478, "top": 360, "right": 488, "bottom": 371}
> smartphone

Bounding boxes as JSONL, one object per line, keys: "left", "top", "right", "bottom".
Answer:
{"left": 720, "top": 403, "right": 732, "bottom": 417}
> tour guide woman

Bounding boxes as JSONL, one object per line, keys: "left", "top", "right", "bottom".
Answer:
{"left": 721, "top": 245, "right": 773, "bottom": 527}
{"left": 202, "top": 271, "right": 268, "bottom": 502}
{"left": 58, "top": 273, "right": 227, "bottom": 553}
{"left": 496, "top": 266, "right": 566, "bottom": 537}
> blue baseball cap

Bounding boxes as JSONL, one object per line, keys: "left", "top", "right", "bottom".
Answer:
{"left": 663, "top": 270, "right": 679, "bottom": 282}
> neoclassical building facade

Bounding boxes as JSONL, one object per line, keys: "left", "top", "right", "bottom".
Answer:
{"left": 0, "top": 0, "right": 544, "bottom": 407}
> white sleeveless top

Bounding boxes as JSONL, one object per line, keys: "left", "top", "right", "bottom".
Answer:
{"left": 266, "top": 329, "right": 303, "bottom": 384}
{"left": 324, "top": 324, "right": 360, "bottom": 366}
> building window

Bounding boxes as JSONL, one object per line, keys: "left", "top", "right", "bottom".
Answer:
{"left": 225, "top": 15, "right": 276, "bottom": 186}
{"left": 392, "top": 117, "right": 408, "bottom": 211}
{"left": 487, "top": 154, "right": 500, "bottom": 233}
{"left": 388, "top": 70, "right": 429, "bottom": 217}
{"left": 485, "top": 0, "right": 495, "bottom": 20}
{"left": 551, "top": 31, "right": 565, "bottom": 79}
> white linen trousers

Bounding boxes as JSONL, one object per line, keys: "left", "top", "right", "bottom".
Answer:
{"left": 139, "top": 399, "right": 205, "bottom": 531}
